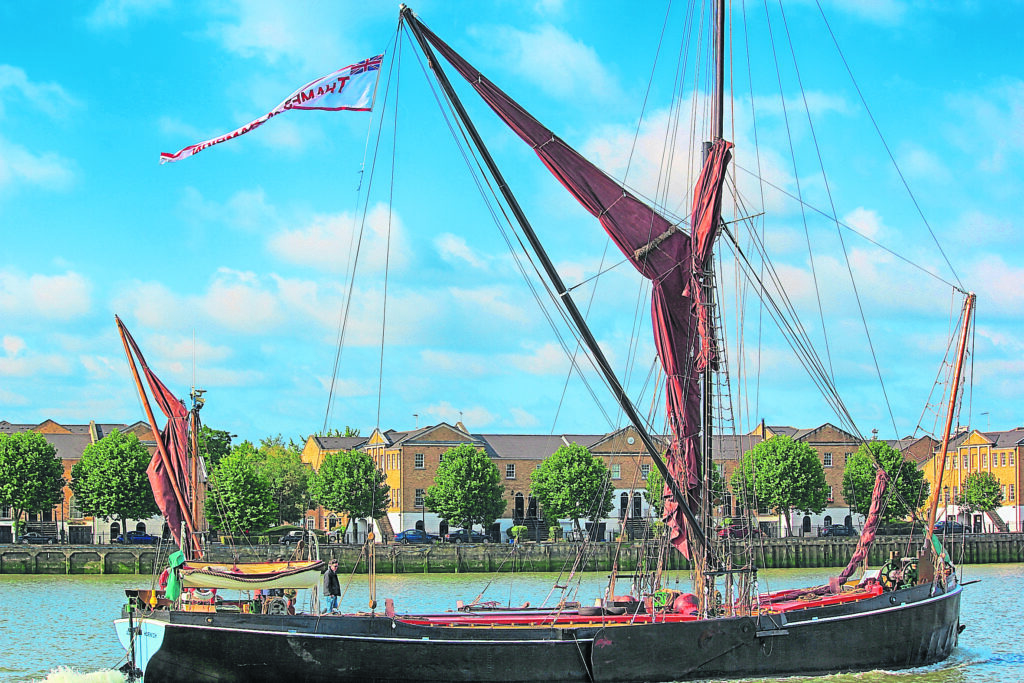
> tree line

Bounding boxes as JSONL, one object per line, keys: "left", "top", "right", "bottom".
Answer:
{"left": 0, "top": 429, "right": 1004, "bottom": 541}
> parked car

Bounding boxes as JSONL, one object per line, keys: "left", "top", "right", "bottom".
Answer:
{"left": 443, "top": 529, "right": 490, "bottom": 544}
{"left": 279, "top": 530, "right": 311, "bottom": 546}
{"left": 821, "top": 524, "right": 856, "bottom": 537}
{"left": 717, "top": 523, "right": 761, "bottom": 539}
{"left": 394, "top": 529, "right": 437, "bottom": 544}
{"left": 17, "top": 531, "right": 56, "bottom": 544}
{"left": 933, "top": 520, "right": 968, "bottom": 534}
{"left": 114, "top": 531, "right": 161, "bottom": 545}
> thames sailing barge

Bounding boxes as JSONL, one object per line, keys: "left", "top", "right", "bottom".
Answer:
{"left": 116, "top": 3, "right": 967, "bottom": 681}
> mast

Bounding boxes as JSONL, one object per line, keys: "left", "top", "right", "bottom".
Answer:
{"left": 400, "top": 5, "right": 708, "bottom": 553}
{"left": 923, "top": 292, "right": 975, "bottom": 549}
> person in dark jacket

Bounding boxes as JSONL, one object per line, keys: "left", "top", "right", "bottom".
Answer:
{"left": 322, "top": 559, "right": 341, "bottom": 613}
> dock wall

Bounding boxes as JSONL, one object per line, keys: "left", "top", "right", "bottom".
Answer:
{"left": 2, "top": 534, "right": 1022, "bottom": 574}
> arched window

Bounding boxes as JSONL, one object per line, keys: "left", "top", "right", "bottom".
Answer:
{"left": 632, "top": 493, "right": 642, "bottom": 518}
{"left": 823, "top": 515, "right": 832, "bottom": 528}
{"left": 620, "top": 492, "right": 629, "bottom": 519}
{"left": 844, "top": 515, "right": 852, "bottom": 528}
{"left": 109, "top": 523, "right": 121, "bottom": 541}
{"left": 135, "top": 522, "right": 147, "bottom": 533}
{"left": 802, "top": 516, "right": 811, "bottom": 534}
{"left": 328, "top": 514, "right": 338, "bottom": 530}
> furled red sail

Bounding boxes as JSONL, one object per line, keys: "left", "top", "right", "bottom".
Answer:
{"left": 116, "top": 317, "right": 193, "bottom": 548}
{"left": 420, "top": 24, "right": 733, "bottom": 557}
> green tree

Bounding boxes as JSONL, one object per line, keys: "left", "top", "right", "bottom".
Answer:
{"left": 255, "top": 436, "right": 311, "bottom": 526}
{"left": 310, "top": 449, "right": 389, "bottom": 539}
{"left": 960, "top": 471, "right": 1003, "bottom": 513}
{"left": 197, "top": 426, "right": 233, "bottom": 468}
{"left": 731, "top": 435, "right": 828, "bottom": 535}
{"left": 0, "top": 432, "right": 65, "bottom": 534}
{"left": 319, "top": 426, "right": 361, "bottom": 437}
{"left": 207, "top": 444, "right": 277, "bottom": 535}
{"left": 70, "top": 430, "right": 159, "bottom": 536}
{"left": 644, "top": 466, "right": 665, "bottom": 516}
{"left": 842, "top": 440, "right": 928, "bottom": 523}
{"left": 530, "top": 443, "right": 614, "bottom": 534}
{"left": 424, "top": 443, "right": 506, "bottom": 533}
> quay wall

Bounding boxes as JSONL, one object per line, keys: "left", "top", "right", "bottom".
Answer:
{"left": 2, "top": 534, "right": 1022, "bottom": 575}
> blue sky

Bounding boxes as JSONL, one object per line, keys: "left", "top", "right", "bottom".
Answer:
{"left": 1, "top": 1, "right": 1021, "bottom": 445}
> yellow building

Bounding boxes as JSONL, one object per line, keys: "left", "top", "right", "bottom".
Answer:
{"left": 920, "top": 428, "right": 1023, "bottom": 532}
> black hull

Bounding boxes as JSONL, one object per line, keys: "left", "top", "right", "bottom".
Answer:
{"left": 136, "top": 583, "right": 960, "bottom": 683}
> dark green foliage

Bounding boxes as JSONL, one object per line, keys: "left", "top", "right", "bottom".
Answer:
{"left": 960, "top": 470, "right": 1003, "bottom": 513}
{"left": 254, "top": 435, "right": 311, "bottom": 525}
{"left": 207, "top": 443, "right": 278, "bottom": 534}
{"left": 644, "top": 466, "right": 665, "bottom": 515}
{"left": 197, "top": 426, "right": 233, "bottom": 468}
{"left": 424, "top": 443, "right": 505, "bottom": 532}
{"left": 842, "top": 440, "right": 929, "bottom": 523}
{"left": 311, "top": 449, "right": 389, "bottom": 531}
{"left": 530, "top": 442, "right": 614, "bottom": 532}
{"left": 70, "top": 429, "right": 158, "bottom": 534}
{"left": 731, "top": 435, "right": 828, "bottom": 534}
{"left": 0, "top": 432, "right": 65, "bottom": 530}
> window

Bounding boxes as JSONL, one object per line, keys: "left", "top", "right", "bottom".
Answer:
{"left": 1010, "top": 485, "right": 1016, "bottom": 502}
{"left": 953, "top": 486, "right": 959, "bottom": 502}
{"left": 828, "top": 486, "right": 833, "bottom": 502}
{"left": 1001, "top": 453, "right": 1007, "bottom": 467}
{"left": 823, "top": 452, "right": 833, "bottom": 468}
{"left": 1011, "top": 453, "right": 1016, "bottom": 466}
{"left": 305, "top": 518, "right": 315, "bottom": 529}
{"left": 69, "top": 497, "right": 82, "bottom": 519}
{"left": 414, "top": 453, "right": 424, "bottom": 469}
{"left": 983, "top": 453, "right": 989, "bottom": 467}
{"left": 439, "top": 453, "right": 444, "bottom": 463}
{"left": 611, "top": 464, "right": 621, "bottom": 479}
{"left": 414, "top": 489, "right": 425, "bottom": 507}
{"left": 961, "top": 454, "right": 968, "bottom": 469}
{"left": 0, "top": 505, "right": 10, "bottom": 519}
{"left": 641, "top": 463, "right": 651, "bottom": 480}
{"left": 506, "top": 463, "right": 516, "bottom": 479}
{"left": 1001, "top": 485, "right": 1007, "bottom": 500}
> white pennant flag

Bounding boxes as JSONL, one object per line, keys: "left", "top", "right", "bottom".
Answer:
{"left": 160, "top": 55, "right": 383, "bottom": 164}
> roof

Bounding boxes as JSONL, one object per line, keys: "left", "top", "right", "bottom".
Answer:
{"left": 313, "top": 436, "right": 368, "bottom": 451}
{"left": 475, "top": 434, "right": 567, "bottom": 460}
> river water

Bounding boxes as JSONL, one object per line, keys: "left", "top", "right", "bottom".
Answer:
{"left": 0, "top": 565, "right": 1019, "bottom": 682}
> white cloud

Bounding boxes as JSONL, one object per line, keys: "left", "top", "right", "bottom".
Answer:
{"left": 87, "top": 0, "right": 171, "bottom": 28}
{"left": 473, "top": 24, "right": 619, "bottom": 103}
{"left": 898, "top": 143, "right": 952, "bottom": 184}
{"left": 201, "top": 269, "right": 284, "bottom": 333}
{"left": 205, "top": 2, "right": 379, "bottom": 74}
{"left": 0, "top": 65, "right": 79, "bottom": 118}
{"left": 0, "top": 270, "right": 91, "bottom": 319}
{"left": 448, "top": 286, "right": 531, "bottom": 325}
{"left": 0, "top": 135, "right": 75, "bottom": 193}
{"left": 509, "top": 407, "right": 539, "bottom": 428}
{"left": 0, "top": 349, "right": 73, "bottom": 377}
{"left": 435, "top": 233, "right": 486, "bottom": 269}
{"left": 422, "top": 400, "right": 495, "bottom": 429}
{"left": 841, "top": 207, "right": 886, "bottom": 241}
{"left": 503, "top": 342, "right": 569, "bottom": 375}
{"left": 267, "top": 203, "right": 409, "bottom": 273}
{"left": 946, "top": 80, "right": 1024, "bottom": 173}
{"left": 2, "top": 336, "right": 25, "bottom": 356}
{"left": 177, "top": 186, "right": 279, "bottom": 232}
{"left": 420, "top": 350, "right": 491, "bottom": 376}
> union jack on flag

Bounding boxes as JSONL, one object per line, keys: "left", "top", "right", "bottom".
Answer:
{"left": 350, "top": 55, "right": 383, "bottom": 75}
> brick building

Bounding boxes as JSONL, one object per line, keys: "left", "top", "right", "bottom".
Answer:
{"left": 0, "top": 419, "right": 167, "bottom": 543}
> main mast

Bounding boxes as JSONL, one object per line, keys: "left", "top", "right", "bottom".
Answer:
{"left": 400, "top": 5, "right": 710, "bottom": 553}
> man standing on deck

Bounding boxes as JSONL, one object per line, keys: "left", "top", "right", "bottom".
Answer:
{"left": 322, "top": 558, "right": 341, "bottom": 613}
